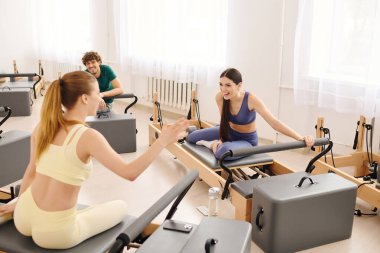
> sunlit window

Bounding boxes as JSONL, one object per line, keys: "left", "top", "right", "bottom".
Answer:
{"left": 309, "top": 0, "right": 380, "bottom": 85}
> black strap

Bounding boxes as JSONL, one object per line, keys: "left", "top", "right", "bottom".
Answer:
{"left": 353, "top": 121, "right": 359, "bottom": 149}
{"left": 219, "top": 151, "right": 233, "bottom": 200}
{"left": 186, "top": 99, "right": 202, "bottom": 129}
{"left": 155, "top": 101, "right": 163, "bottom": 129}
{"left": 255, "top": 208, "right": 264, "bottom": 231}
{"left": 205, "top": 238, "right": 218, "bottom": 253}
{"left": 193, "top": 99, "right": 202, "bottom": 129}
{"left": 365, "top": 123, "right": 373, "bottom": 164}
{"left": 0, "top": 106, "right": 12, "bottom": 138}
{"left": 297, "top": 176, "right": 315, "bottom": 187}
{"left": 187, "top": 107, "right": 192, "bottom": 120}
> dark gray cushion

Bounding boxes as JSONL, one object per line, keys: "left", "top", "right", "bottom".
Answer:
{"left": 0, "top": 89, "right": 32, "bottom": 116}
{"left": 231, "top": 179, "right": 257, "bottom": 198}
{"left": 181, "top": 141, "right": 273, "bottom": 170}
{"left": 86, "top": 112, "right": 136, "bottom": 153}
{"left": 0, "top": 130, "right": 31, "bottom": 186}
{"left": 0, "top": 215, "right": 136, "bottom": 253}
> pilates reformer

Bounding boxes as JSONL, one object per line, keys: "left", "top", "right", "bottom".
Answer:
{"left": 149, "top": 90, "right": 332, "bottom": 221}
{"left": 0, "top": 106, "right": 30, "bottom": 203}
{"left": 86, "top": 93, "right": 138, "bottom": 153}
{"left": 0, "top": 170, "right": 252, "bottom": 253}
{"left": 312, "top": 115, "right": 380, "bottom": 210}
{"left": 12, "top": 59, "right": 46, "bottom": 96}
{"left": 0, "top": 72, "right": 42, "bottom": 100}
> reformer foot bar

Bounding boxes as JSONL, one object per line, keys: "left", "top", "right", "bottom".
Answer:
{"left": 0, "top": 73, "right": 42, "bottom": 99}
{"left": 0, "top": 171, "right": 252, "bottom": 253}
{"left": 312, "top": 116, "right": 380, "bottom": 209}
{"left": 149, "top": 90, "right": 330, "bottom": 221}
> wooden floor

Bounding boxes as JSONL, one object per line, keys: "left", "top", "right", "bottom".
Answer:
{"left": 1, "top": 96, "right": 380, "bottom": 253}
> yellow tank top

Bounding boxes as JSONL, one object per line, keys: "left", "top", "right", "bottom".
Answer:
{"left": 36, "top": 124, "right": 93, "bottom": 186}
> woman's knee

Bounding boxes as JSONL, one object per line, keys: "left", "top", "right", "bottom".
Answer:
{"left": 187, "top": 127, "right": 219, "bottom": 143}
{"left": 187, "top": 131, "right": 199, "bottom": 143}
{"left": 215, "top": 143, "right": 231, "bottom": 159}
{"left": 101, "top": 200, "right": 128, "bottom": 218}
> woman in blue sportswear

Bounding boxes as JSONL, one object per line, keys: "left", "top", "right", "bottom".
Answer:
{"left": 187, "top": 68, "right": 314, "bottom": 160}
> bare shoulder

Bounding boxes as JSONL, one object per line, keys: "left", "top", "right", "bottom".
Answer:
{"left": 82, "top": 127, "right": 104, "bottom": 140}
{"left": 78, "top": 127, "right": 108, "bottom": 154}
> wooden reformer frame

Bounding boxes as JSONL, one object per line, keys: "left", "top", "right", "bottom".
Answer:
{"left": 148, "top": 90, "right": 296, "bottom": 221}
{"left": 11, "top": 60, "right": 45, "bottom": 99}
{"left": 313, "top": 115, "right": 380, "bottom": 209}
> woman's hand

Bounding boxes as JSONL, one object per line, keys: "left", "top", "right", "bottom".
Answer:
{"left": 0, "top": 201, "right": 17, "bottom": 218}
{"left": 98, "top": 100, "right": 107, "bottom": 110}
{"left": 158, "top": 118, "right": 190, "bottom": 147}
{"left": 301, "top": 135, "right": 315, "bottom": 147}
{"left": 212, "top": 140, "right": 223, "bottom": 154}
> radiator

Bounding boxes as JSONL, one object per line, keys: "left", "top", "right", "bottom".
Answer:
{"left": 43, "top": 61, "right": 82, "bottom": 80}
{"left": 147, "top": 77, "right": 197, "bottom": 111}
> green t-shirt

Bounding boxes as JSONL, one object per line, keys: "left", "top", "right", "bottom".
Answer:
{"left": 87, "top": 65, "right": 117, "bottom": 104}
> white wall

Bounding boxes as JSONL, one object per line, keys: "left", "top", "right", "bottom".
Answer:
{"left": 224, "top": 0, "right": 284, "bottom": 140}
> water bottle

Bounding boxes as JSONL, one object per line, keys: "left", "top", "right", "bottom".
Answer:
{"left": 208, "top": 187, "right": 220, "bottom": 216}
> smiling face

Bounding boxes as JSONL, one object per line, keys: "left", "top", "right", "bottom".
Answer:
{"left": 85, "top": 60, "right": 101, "bottom": 77}
{"left": 219, "top": 76, "right": 241, "bottom": 100}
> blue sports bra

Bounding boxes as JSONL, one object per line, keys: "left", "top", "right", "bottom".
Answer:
{"left": 229, "top": 91, "right": 256, "bottom": 125}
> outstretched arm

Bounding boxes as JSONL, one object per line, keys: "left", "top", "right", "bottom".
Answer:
{"left": 252, "top": 95, "right": 314, "bottom": 146}
{"left": 84, "top": 118, "right": 189, "bottom": 181}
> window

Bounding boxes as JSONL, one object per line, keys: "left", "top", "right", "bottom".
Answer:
{"left": 114, "top": 0, "right": 228, "bottom": 85}
{"left": 32, "top": 0, "right": 91, "bottom": 64}
{"left": 294, "top": 0, "right": 380, "bottom": 117}
{"left": 309, "top": 0, "right": 380, "bottom": 85}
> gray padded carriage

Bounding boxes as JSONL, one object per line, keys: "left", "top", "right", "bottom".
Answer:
{"left": 231, "top": 178, "right": 258, "bottom": 198}
{"left": 181, "top": 141, "right": 273, "bottom": 170}
{"left": 0, "top": 88, "right": 32, "bottom": 116}
{"left": 86, "top": 112, "right": 136, "bottom": 153}
{"left": 0, "top": 130, "right": 31, "bottom": 186}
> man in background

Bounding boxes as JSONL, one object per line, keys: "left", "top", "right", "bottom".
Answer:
{"left": 82, "top": 51, "right": 123, "bottom": 112}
